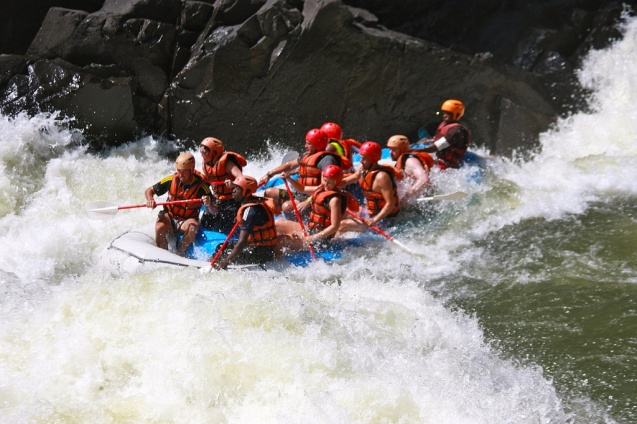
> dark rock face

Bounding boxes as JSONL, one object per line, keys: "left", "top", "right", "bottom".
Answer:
{"left": 0, "top": 0, "right": 632, "bottom": 156}
{"left": 0, "top": 0, "right": 104, "bottom": 55}
{"left": 342, "top": 0, "right": 629, "bottom": 115}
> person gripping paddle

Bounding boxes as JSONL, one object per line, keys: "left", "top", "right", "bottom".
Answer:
{"left": 213, "top": 176, "right": 279, "bottom": 270}
{"left": 144, "top": 153, "right": 214, "bottom": 256}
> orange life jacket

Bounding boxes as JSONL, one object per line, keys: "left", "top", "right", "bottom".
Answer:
{"left": 167, "top": 173, "right": 205, "bottom": 220}
{"left": 359, "top": 166, "right": 400, "bottom": 218}
{"left": 201, "top": 152, "right": 247, "bottom": 201}
{"left": 308, "top": 187, "right": 349, "bottom": 232}
{"left": 236, "top": 200, "right": 278, "bottom": 247}
{"left": 343, "top": 138, "right": 362, "bottom": 150}
{"left": 395, "top": 152, "right": 434, "bottom": 175}
{"left": 433, "top": 121, "right": 471, "bottom": 169}
{"left": 298, "top": 151, "right": 342, "bottom": 186}
{"left": 341, "top": 138, "right": 363, "bottom": 172}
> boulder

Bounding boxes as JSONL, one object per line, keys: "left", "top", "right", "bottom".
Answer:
{"left": 4, "top": 3, "right": 176, "bottom": 142}
{"left": 342, "top": 0, "right": 629, "bottom": 114}
{"left": 166, "top": 0, "right": 556, "bottom": 157}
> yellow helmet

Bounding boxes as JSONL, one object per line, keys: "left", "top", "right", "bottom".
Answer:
{"left": 387, "top": 135, "right": 410, "bottom": 153}
{"left": 175, "top": 152, "right": 195, "bottom": 170}
{"left": 440, "top": 99, "right": 464, "bottom": 120}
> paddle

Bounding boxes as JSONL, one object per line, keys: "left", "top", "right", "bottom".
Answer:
{"left": 284, "top": 179, "right": 317, "bottom": 261}
{"left": 417, "top": 191, "right": 468, "bottom": 202}
{"left": 209, "top": 220, "right": 241, "bottom": 268}
{"left": 280, "top": 150, "right": 300, "bottom": 165}
{"left": 86, "top": 199, "right": 202, "bottom": 219}
{"left": 345, "top": 209, "right": 425, "bottom": 257}
{"left": 253, "top": 151, "right": 301, "bottom": 194}
{"left": 260, "top": 151, "right": 300, "bottom": 184}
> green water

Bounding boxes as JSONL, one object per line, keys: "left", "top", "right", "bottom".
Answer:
{"left": 436, "top": 198, "right": 637, "bottom": 423}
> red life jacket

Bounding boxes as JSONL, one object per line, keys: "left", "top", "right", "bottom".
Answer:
{"left": 308, "top": 187, "right": 349, "bottom": 232}
{"left": 433, "top": 121, "right": 471, "bottom": 169}
{"left": 395, "top": 152, "right": 434, "bottom": 174}
{"left": 298, "top": 151, "right": 342, "bottom": 186}
{"left": 236, "top": 200, "right": 278, "bottom": 247}
{"left": 359, "top": 166, "right": 400, "bottom": 218}
{"left": 343, "top": 138, "right": 362, "bottom": 150}
{"left": 201, "top": 152, "right": 247, "bottom": 201}
{"left": 167, "top": 173, "right": 205, "bottom": 220}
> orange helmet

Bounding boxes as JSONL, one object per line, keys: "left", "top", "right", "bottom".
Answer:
{"left": 233, "top": 175, "right": 258, "bottom": 197}
{"left": 440, "top": 99, "right": 464, "bottom": 120}
{"left": 320, "top": 122, "right": 342, "bottom": 140}
{"left": 322, "top": 164, "right": 343, "bottom": 185}
{"left": 175, "top": 152, "right": 195, "bottom": 170}
{"left": 305, "top": 129, "right": 329, "bottom": 151}
{"left": 200, "top": 137, "right": 224, "bottom": 159}
{"left": 359, "top": 141, "right": 382, "bottom": 162}
{"left": 387, "top": 135, "right": 410, "bottom": 153}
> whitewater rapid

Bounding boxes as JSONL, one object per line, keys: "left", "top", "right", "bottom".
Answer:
{"left": 2, "top": 11, "right": 637, "bottom": 424}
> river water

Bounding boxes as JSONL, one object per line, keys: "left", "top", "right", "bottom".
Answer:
{"left": 0, "top": 13, "right": 636, "bottom": 424}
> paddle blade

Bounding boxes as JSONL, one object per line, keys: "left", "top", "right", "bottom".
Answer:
{"left": 281, "top": 151, "right": 300, "bottom": 164}
{"left": 199, "top": 265, "right": 214, "bottom": 274}
{"left": 390, "top": 239, "right": 427, "bottom": 257}
{"left": 417, "top": 191, "right": 468, "bottom": 202}
{"left": 85, "top": 201, "right": 119, "bottom": 219}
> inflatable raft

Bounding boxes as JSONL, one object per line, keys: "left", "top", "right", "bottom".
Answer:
{"left": 99, "top": 222, "right": 371, "bottom": 276}
{"left": 98, "top": 146, "right": 481, "bottom": 276}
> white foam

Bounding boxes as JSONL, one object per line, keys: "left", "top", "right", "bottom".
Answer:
{"left": 3, "top": 14, "right": 637, "bottom": 422}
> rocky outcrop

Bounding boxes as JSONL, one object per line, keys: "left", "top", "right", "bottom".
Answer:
{"left": 343, "top": 0, "right": 630, "bottom": 115}
{"left": 0, "top": 0, "right": 631, "bottom": 156}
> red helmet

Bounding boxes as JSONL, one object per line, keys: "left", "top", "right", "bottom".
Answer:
{"left": 233, "top": 175, "right": 258, "bottom": 197}
{"left": 440, "top": 99, "right": 465, "bottom": 120}
{"left": 359, "top": 141, "right": 382, "bottom": 162}
{"left": 200, "top": 137, "right": 224, "bottom": 159}
{"left": 305, "top": 129, "right": 329, "bottom": 151}
{"left": 320, "top": 122, "right": 342, "bottom": 140}
{"left": 322, "top": 164, "right": 343, "bottom": 185}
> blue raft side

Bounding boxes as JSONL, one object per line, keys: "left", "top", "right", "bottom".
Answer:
{"left": 185, "top": 228, "right": 232, "bottom": 261}
{"left": 184, "top": 227, "right": 367, "bottom": 266}
{"left": 280, "top": 235, "right": 371, "bottom": 267}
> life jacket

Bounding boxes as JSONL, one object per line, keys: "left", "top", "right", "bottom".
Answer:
{"left": 343, "top": 138, "right": 362, "bottom": 150}
{"left": 359, "top": 166, "right": 400, "bottom": 218}
{"left": 261, "top": 196, "right": 282, "bottom": 216}
{"left": 201, "top": 152, "right": 247, "bottom": 201}
{"left": 433, "top": 121, "right": 471, "bottom": 169}
{"left": 308, "top": 187, "right": 349, "bottom": 232}
{"left": 236, "top": 200, "right": 278, "bottom": 247}
{"left": 328, "top": 140, "right": 353, "bottom": 171}
{"left": 298, "top": 151, "right": 342, "bottom": 186}
{"left": 166, "top": 173, "right": 205, "bottom": 220}
{"left": 395, "top": 152, "right": 434, "bottom": 175}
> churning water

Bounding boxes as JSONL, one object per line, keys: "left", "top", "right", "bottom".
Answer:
{"left": 1, "top": 13, "right": 637, "bottom": 424}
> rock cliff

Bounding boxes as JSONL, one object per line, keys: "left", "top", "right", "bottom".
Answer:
{"left": 0, "top": 0, "right": 631, "bottom": 156}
